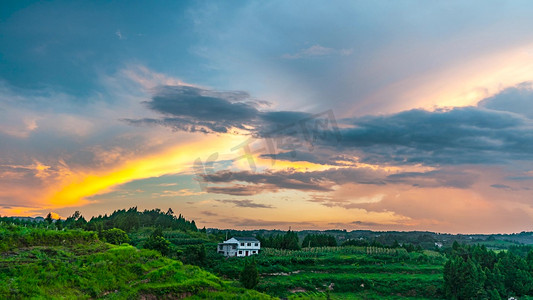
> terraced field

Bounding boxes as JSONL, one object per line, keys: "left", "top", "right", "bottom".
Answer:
{"left": 253, "top": 247, "right": 445, "bottom": 299}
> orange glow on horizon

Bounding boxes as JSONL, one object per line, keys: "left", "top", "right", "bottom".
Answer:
{"left": 46, "top": 134, "right": 248, "bottom": 208}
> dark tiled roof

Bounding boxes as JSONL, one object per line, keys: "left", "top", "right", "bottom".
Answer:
{"left": 232, "top": 236, "right": 260, "bottom": 242}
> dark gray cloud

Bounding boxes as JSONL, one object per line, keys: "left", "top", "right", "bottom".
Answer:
{"left": 328, "top": 220, "right": 411, "bottom": 229}
{"left": 260, "top": 151, "right": 353, "bottom": 166}
{"left": 200, "top": 210, "right": 219, "bottom": 216}
{"left": 138, "top": 82, "right": 533, "bottom": 197}
{"left": 204, "top": 170, "right": 334, "bottom": 194}
{"left": 127, "top": 85, "right": 315, "bottom": 135}
{"left": 272, "top": 83, "right": 533, "bottom": 167}
{"left": 505, "top": 176, "right": 533, "bottom": 181}
{"left": 351, "top": 220, "right": 383, "bottom": 227}
{"left": 478, "top": 82, "right": 533, "bottom": 118}
{"left": 386, "top": 170, "right": 478, "bottom": 189}
{"left": 206, "top": 185, "right": 263, "bottom": 196}
{"left": 128, "top": 86, "right": 259, "bottom": 133}
{"left": 131, "top": 82, "right": 533, "bottom": 171}
{"left": 490, "top": 184, "right": 512, "bottom": 190}
{"left": 0, "top": 201, "right": 35, "bottom": 208}
{"left": 216, "top": 199, "right": 274, "bottom": 209}
{"left": 201, "top": 167, "right": 475, "bottom": 196}
{"left": 218, "top": 217, "right": 313, "bottom": 228}
{"left": 339, "top": 106, "right": 532, "bottom": 165}
{"left": 328, "top": 83, "right": 533, "bottom": 167}
{"left": 148, "top": 87, "right": 259, "bottom": 121}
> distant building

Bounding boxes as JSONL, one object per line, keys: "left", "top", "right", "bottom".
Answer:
{"left": 435, "top": 242, "right": 443, "bottom": 248}
{"left": 218, "top": 237, "right": 260, "bottom": 257}
{"left": 8, "top": 216, "right": 45, "bottom": 222}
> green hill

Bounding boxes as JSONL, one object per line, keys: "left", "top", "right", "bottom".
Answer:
{"left": 0, "top": 224, "right": 273, "bottom": 299}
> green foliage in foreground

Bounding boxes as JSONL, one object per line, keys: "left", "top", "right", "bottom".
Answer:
{"left": 0, "top": 225, "right": 273, "bottom": 299}
{"left": 240, "top": 259, "right": 259, "bottom": 289}
{"left": 8, "top": 212, "right": 533, "bottom": 300}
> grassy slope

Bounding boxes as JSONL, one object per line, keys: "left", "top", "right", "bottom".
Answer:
{"left": 0, "top": 226, "right": 272, "bottom": 299}
{"left": 1, "top": 224, "right": 448, "bottom": 299}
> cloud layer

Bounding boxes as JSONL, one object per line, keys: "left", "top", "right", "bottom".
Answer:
{"left": 3, "top": 1, "right": 533, "bottom": 233}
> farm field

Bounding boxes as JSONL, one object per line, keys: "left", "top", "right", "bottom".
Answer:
{"left": 209, "top": 247, "right": 446, "bottom": 299}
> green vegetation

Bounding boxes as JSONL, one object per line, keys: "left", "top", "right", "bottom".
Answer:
{"left": 0, "top": 223, "right": 98, "bottom": 252}
{"left": 4, "top": 209, "right": 533, "bottom": 299}
{"left": 240, "top": 259, "right": 259, "bottom": 289}
{"left": 257, "top": 229, "right": 301, "bottom": 250}
{"left": 143, "top": 227, "right": 171, "bottom": 256}
{"left": 443, "top": 242, "right": 533, "bottom": 299}
{"left": 83, "top": 207, "right": 198, "bottom": 232}
{"left": 302, "top": 234, "right": 337, "bottom": 248}
{"left": 99, "top": 228, "right": 130, "bottom": 245}
{"left": 0, "top": 221, "right": 272, "bottom": 299}
{"left": 208, "top": 246, "right": 445, "bottom": 299}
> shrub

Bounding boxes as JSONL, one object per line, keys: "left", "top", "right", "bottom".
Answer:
{"left": 144, "top": 236, "right": 171, "bottom": 256}
{"left": 99, "top": 228, "right": 130, "bottom": 245}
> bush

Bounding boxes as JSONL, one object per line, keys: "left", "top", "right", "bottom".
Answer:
{"left": 99, "top": 228, "right": 130, "bottom": 245}
{"left": 181, "top": 244, "right": 207, "bottom": 266}
{"left": 144, "top": 236, "right": 171, "bottom": 256}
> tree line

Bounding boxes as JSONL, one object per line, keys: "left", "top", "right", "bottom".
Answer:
{"left": 443, "top": 242, "right": 533, "bottom": 299}
{"left": 26, "top": 207, "right": 198, "bottom": 233}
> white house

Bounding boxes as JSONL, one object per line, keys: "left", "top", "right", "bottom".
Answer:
{"left": 218, "top": 237, "right": 260, "bottom": 257}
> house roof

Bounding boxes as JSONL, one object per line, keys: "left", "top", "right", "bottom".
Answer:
{"left": 231, "top": 236, "right": 260, "bottom": 242}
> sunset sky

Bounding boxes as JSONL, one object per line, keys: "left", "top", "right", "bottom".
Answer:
{"left": 2, "top": 1, "right": 533, "bottom": 233}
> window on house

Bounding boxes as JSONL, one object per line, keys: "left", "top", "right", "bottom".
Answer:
{"left": 254, "top": 243, "right": 258, "bottom": 246}
{"left": 238, "top": 251, "right": 242, "bottom": 254}
{"left": 247, "top": 243, "right": 251, "bottom": 246}
{"left": 240, "top": 243, "right": 244, "bottom": 246}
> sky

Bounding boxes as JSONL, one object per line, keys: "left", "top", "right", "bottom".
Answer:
{"left": 2, "top": 1, "right": 533, "bottom": 233}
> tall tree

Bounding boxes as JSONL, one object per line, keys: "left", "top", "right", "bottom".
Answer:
{"left": 45, "top": 213, "right": 53, "bottom": 224}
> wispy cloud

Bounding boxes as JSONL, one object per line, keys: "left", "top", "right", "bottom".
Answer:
{"left": 115, "top": 30, "right": 126, "bottom": 40}
{"left": 154, "top": 189, "right": 204, "bottom": 197}
{"left": 200, "top": 210, "right": 219, "bottom": 216}
{"left": 218, "top": 217, "right": 314, "bottom": 228}
{"left": 216, "top": 199, "right": 274, "bottom": 209}
{"left": 282, "top": 44, "right": 353, "bottom": 59}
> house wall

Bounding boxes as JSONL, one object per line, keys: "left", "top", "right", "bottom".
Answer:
{"left": 219, "top": 239, "right": 261, "bottom": 257}
{"left": 237, "top": 241, "right": 260, "bottom": 249}
{"left": 218, "top": 244, "right": 238, "bottom": 257}
{"left": 235, "top": 247, "right": 259, "bottom": 257}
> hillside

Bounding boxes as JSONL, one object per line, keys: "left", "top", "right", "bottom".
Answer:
{"left": 0, "top": 224, "right": 272, "bottom": 299}
{"left": 3, "top": 208, "right": 533, "bottom": 299}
